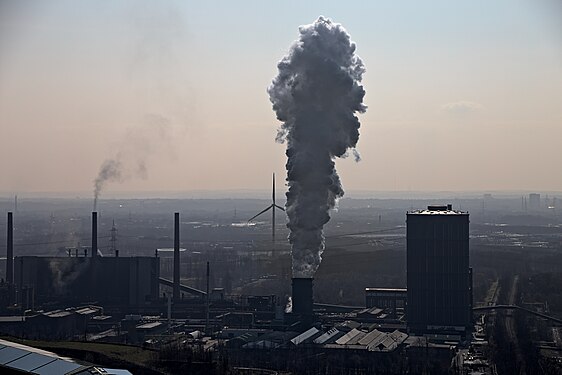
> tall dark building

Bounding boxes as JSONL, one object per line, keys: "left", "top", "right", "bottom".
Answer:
{"left": 407, "top": 205, "right": 472, "bottom": 335}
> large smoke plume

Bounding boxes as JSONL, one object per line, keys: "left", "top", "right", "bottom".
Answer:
{"left": 268, "top": 17, "right": 366, "bottom": 278}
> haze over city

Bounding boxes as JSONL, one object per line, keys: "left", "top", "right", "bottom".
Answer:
{"left": 2, "top": 2, "right": 562, "bottom": 374}
{"left": 1, "top": 0, "right": 561, "bottom": 196}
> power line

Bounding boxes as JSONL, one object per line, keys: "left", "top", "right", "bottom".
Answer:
{"left": 4, "top": 236, "right": 111, "bottom": 248}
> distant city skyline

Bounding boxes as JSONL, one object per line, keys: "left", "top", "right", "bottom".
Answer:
{"left": 1, "top": 0, "right": 561, "bottom": 194}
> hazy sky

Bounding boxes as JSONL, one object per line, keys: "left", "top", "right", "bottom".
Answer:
{"left": 1, "top": 0, "right": 561, "bottom": 196}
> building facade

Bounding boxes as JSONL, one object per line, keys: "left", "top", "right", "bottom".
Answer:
{"left": 406, "top": 205, "right": 472, "bottom": 335}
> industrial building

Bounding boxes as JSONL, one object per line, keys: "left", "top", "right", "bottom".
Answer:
{"left": 365, "top": 288, "right": 407, "bottom": 319}
{"left": 14, "top": 255, "right": 160, "bottom": 309}
{"left": 406, "top": 205, "right": 472, "bottom": 335}
{"left": 0, "top": 206, "right": 478, "bottom": 373}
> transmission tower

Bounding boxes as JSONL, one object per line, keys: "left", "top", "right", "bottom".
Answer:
{"left": 110, "top": 220, "right": 118, "bottom": 257}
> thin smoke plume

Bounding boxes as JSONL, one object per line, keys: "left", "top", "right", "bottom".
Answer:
{"left": 268, "top": 17, "right": 366, "bottom": 278}
{"left": 93, "top": 159, "right": 122, "bottom": 211}
{"left": 92, "top": 114, "right": 172, "bottom": 211}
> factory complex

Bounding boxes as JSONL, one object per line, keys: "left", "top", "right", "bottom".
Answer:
{"left": 0, "top": 205, "right": 484, "bottom": 374}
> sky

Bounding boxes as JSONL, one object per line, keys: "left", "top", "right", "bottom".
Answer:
{"left": 0, "top": 0, "right": 561, "bottom": 197}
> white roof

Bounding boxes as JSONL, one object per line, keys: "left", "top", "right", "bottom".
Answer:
{"left": 313, "top": 328, "right": 341, "bottom": 344}
{"left": 335, "top": 328, "right": 362, "bottom": 345}
{"left": 358, "top": 329, "right": 385, "bottom": 346}
{"left": 290, "top": 327, "right": 320, "bottom": 346}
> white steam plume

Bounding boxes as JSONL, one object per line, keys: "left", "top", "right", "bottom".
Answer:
{"left": 268, "top": 17, "right": 366, "bottom": 278}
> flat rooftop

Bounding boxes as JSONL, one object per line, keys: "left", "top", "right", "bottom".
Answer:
{"left": 365, "top": 288, "right": 407, "bottom": 293}
{"left": 408, "top": 205, "right": 467, "bottom": 216}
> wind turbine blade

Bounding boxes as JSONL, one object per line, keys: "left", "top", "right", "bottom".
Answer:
{"left": 248, "top": 205, "right": 273, "bottom": 222}
{"left": 272, "top": 173, "right": 276, "bottom": 205}
{"left": 274, "top": 204, "right": 285, "bottom": 211}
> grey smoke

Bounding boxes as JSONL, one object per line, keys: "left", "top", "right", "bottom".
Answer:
{"left": 93, "top": 159, "right": 122, "bottom": 211}
{"left": 92, "top": 114, "right": 172, "bottom": 211}
{"left": 48, "top": 258, "right": 90, "bottom": 295}
{"left": 268, "top": 17, "right": 366, "bottom": 278}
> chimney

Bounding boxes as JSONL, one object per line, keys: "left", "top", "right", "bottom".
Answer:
{"left": 292, "top": 277, "right": 313, "bottom": 321}
{"left": 173, "top": 212, "right": 180, "bottom": 301}
{"left": 7, "top": 212, "right": 13, "bottom": 286}
{"left": 91, "top": 212, "right": 98, "bottom": 257}
{"left": 205, "top": 261, "right": 210, "bottom": 334}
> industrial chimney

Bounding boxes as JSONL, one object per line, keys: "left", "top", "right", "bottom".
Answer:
{"left": 173, "top": 212, "right": 180, "bottom": 301}
{"left": 91, "top": 212, "right": 98, "bottom": 257}
{"left": 6, "top": 212, "right": 13, "bottom": 286}
{"left": 292, "top": 278, "right": 313, "bottom": 323}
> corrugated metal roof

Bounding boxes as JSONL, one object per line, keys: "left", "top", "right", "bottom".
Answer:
{"left": 335, "top": 328, "right": 361, "bottom": 345}
{"left": 346, "top": 331, "right": 367, "bottom": 345}
{"left": 367, "top": 330, "right": 408, "bottom": 352}
{"left": 43, "top": 310, "right": 73, "bottom": 318}
{"left": 290, "top": 327, "right": 320, "bottom": 346}
{"left": 389, "top": 330, "right": 408, "bottom": 343}
{"left": 357, "top": 329, "right": 385, "bottom": 346}
{"left": 243, "top": 340, "right": 279, "bottom": 349}
{"left": 357, "top": 307, "right": 383, "bottom": 316}
{"left": 101, "top": 368, "right": 134, "bottom": 375}
{"left": 366, "top": 332, "right": 389, "bottom": 350}
{"left": 75, "top": 307, "right": 99, "bottom": 315}
{"left": 137, "top": 322, "right": 163, "bottom": 330}
{"left": 313, "top": 328, "right": 341, "bottom": 344}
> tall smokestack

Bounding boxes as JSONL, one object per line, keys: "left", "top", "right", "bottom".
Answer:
{"left": 91, "top": 212, "right": 97, "bottom": 258}
{"left": 173, "top": 212, "right": 180, "bottom": 301}
{"left": 7, "top": 212, "right": 13, "bottom": 286}
{"left": 292, "top": 277, "right": 313, "bottom": 322}
{"left": 206, "top": 261, "right": 210, "bottom": 334}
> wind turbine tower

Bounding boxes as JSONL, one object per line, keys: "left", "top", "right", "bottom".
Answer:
{"left": 249, "top": 173, "right": 285, "bottom": 243}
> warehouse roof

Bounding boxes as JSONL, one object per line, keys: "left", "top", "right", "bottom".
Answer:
{"left": 0, "top": 339, "right": 132, "bottom": 375}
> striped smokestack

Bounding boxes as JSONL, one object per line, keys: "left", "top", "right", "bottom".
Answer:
{"left": 92, "top": 212, "right": 97, "bottom": 257}
{"left": 173, "top": 212, "right": 180, "bottom": 300}
{"left": 7, "top": 212, "right": 13, "bottom": 285}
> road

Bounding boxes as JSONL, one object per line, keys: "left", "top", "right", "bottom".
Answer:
{"left": 504, "top": 275, "right": 526, "bottom": 374}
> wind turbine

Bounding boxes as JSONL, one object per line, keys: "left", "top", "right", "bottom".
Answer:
{"left": 249, "top": 173, "right": 285, "bottom": 243}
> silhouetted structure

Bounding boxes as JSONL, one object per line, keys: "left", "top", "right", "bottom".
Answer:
{"left": 6, "top": 212, "right": 13, "bottom": 287}
{"left": 15, "top": 256, "right": 160, "bottom": 308}
{"left": 91, "top": 212, "right": 97, "bottom": 257}
{"left": 528, "top": 193, "right": 541, "bottom": 210}
{"left": 248, "top": 173, "right": 285, "bottom": 243}
{"left": 406, "top": 205, "right": 472, "bottom": 335}
{"left": 173, "top": 212, "right": 180, "bottom": 301}
{"left": 292, "top": 278, "right": 313, "bottom": 324}
{"left": 365, "top": 288, "right": 407, "bottom": 318}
